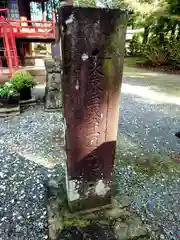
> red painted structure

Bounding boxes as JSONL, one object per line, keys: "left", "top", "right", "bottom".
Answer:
{"left": 0, "top": 6, "right": 55, "bottom": 76}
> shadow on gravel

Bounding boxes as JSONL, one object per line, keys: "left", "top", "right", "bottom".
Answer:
{"left": 57, "top": 223, "right": 116, "bottom": 240}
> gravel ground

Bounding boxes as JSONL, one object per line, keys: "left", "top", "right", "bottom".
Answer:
{"left": 0, "top": 104, "right": 65, "bottom": 240}
{"left": 0, "top": 69, "right": 180, "bottom": 239}
{"left": 119, "top": 92, "right": 180, "bottom": 155}
{"left": 116, "top": 72, "right": 180, "bottom": 239}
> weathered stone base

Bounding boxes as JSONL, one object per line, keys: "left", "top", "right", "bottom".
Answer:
{"left": 47, "top": 181, "right": 149, "bottom": 240}
{"left": 65, "top": 176, "right": 114, "bottom": 212}
{"left": 0, "top": 106, "right": 20, "bottom": 118}
{"left": 44, "top": 89, "right": 62, "bottom": 111}
{"left": 68, "top": 196, "right": 112, "bottom": 213}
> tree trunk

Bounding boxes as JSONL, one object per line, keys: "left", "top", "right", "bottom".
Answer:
{"left": 159, "top": 32, "right": 164, "bottom": 42}
{"left": 170, "top": 23, "right": 176, "bottom": 38}
{"left": 143, "top": 26, "right": 149, "bottom": 44}
{"left": 177, "top": 24, "right": 180, "bottom": 40}
{"left": 171, "top": 26, "right": 176, "bottom": 37}
{"left": 41, "top": 2, "right": 45, "bottom": 13}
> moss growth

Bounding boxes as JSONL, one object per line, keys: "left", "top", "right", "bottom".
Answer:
{"left": 115, "top": 134, "right": 180, "bottom": 177}
{"left": 124, "top": 57, "right": 145, "bottom": 67}
{"left": 116, "top": 148, "right": 180, "bottom": 178}
{"left": 63, "top": 217, "right": 90, "bottom": 228}
{"left": 133, "top": 153, "right": 180, "bottom": 175}
{"left": 48, "top": 177, "right": 150, "bottom": 239}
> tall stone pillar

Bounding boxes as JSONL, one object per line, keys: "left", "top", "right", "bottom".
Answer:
{"left": 51, "top": 24, "right": 61, "bottom": 61}
{"left": 60, "top": 6, "right": 128, "bottom": 210}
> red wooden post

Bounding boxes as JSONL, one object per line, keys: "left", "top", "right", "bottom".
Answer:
{"left": 3, "top": 27, "right": 13, "bottom": 76}
{"left": 0, "top": 56, "right": 2, "bottom": 73}
{"left": 52, "top": 9, "right": 56, "bottom": 36}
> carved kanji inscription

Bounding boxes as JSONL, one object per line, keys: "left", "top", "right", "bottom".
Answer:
{"left": 60, "top": 6, "right": 128, "bottom": 208}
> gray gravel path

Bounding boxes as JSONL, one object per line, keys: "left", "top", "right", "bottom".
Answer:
{"left": 117, "top": 69, "right": 180, "bottom": 239}
{"left": 0, "top": 104, "right": 65, "bottom": 240}
{"left": 119, "top": 67, "right": 180, "bottom": 156}
{"left": 0, "top": 68, "right": 180, "bottom": 239}
{"left": 119, "top": 90, "right": 180, "bottom": 155}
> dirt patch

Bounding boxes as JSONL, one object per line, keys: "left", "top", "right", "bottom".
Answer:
{"left": 34, "top": 74, "right": 46, "bottom": 84}
{"left": 0, "top": 74, "right": 9, "bottom": 84}
{"left": 125, "top": 57, "right": 180, "bottom": 75}
{"left": 136, "top": 63, "right": 180, "bottom": 75}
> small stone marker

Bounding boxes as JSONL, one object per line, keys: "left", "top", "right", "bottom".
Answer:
{"left": 44, "top": 58, "right": 62, "bottom": 111}
{"left": 51, "top": 43, "right": 61, "bottom": 59}
{"left": 60, "top": 6, "right": 128, "bottom": 210}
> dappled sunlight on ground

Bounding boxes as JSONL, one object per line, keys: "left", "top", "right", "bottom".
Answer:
{"left": 122, "top": 83, "right": 180, "bottom": 105}
{"left": 128, "top": 75, "right": 146, "bottom": 79}
{"left": 123, "top": 66, "right": 164, "bottom": 77}
{"left": 137, "top": 72, "right": 161, "bottom": 77}
{"left": 124, "top": 70, "right": 161, "bottom": 78}
{"left": 123, "top": 66, "right": 180, "bottom": 98}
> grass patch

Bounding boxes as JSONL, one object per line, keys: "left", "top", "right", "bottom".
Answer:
{"left": 124, "top": 57, "right": 146, "bottom": 67}
{"left": 132, "top": 153, "right": 180, "bottom": 176}
{"left": 116, "top": 147, "right": 180, "bottom": 178}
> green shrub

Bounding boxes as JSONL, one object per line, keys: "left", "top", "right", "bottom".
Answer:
{"left": 168, "top": 39, "right": 180, "bottom": 65}
{"left": 35, "top": 44, "right": 46, "bottom": 51}
{"left": 10, "top": 71, "right": 36, "bottom": 91}
{"left": 128, "top": 32, "right": 143, "bottom": 57}
{"left": 0, "top": 82, "right": 18, "bottom": 97}
{"left": 141, "top": 36, "right": 169, "bottom": 66}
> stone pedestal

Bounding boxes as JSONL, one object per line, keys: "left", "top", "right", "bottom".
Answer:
{"left": 51, "top": 42, "right": 61, "bottom": 60}
{"left": 51, "top": 23, "right": 61, "bottom": 60}
{"left": 44, "top": 59, "right": 62, "bottom": 111}
{"left": 60, "top": 6, "right": 128, "bottom": 210}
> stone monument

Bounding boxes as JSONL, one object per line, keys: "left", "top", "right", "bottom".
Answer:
{"left": 60, "top": 6, "right": 128, "bottom": 210}
{"left": 44, "top": 59, "right": 62, "bottom": 111}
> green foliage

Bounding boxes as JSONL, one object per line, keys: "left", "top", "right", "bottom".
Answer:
{"left": 10, "top": 71, "right": 36, "bottom": 91}
{"left": 168, "top": 39, "right": 180, "bottom": 65}
{"left": 128, "top": 33, "right": 143, "bottom": 56}
{"left": 140, "top": 36, "right": 180, "bottom": 66}
{"left": 0, "top": 82, "right": 18, "bottom": 97}
{"left": 35, "top": 44, "right": 46, "bottom": 51}
{"left": 141, "top": 36, "right": 169, "bottom": 65}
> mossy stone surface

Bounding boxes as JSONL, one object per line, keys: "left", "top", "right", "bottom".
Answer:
{"left": 47, "top": 179, "right": 149, "bottom": 240}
